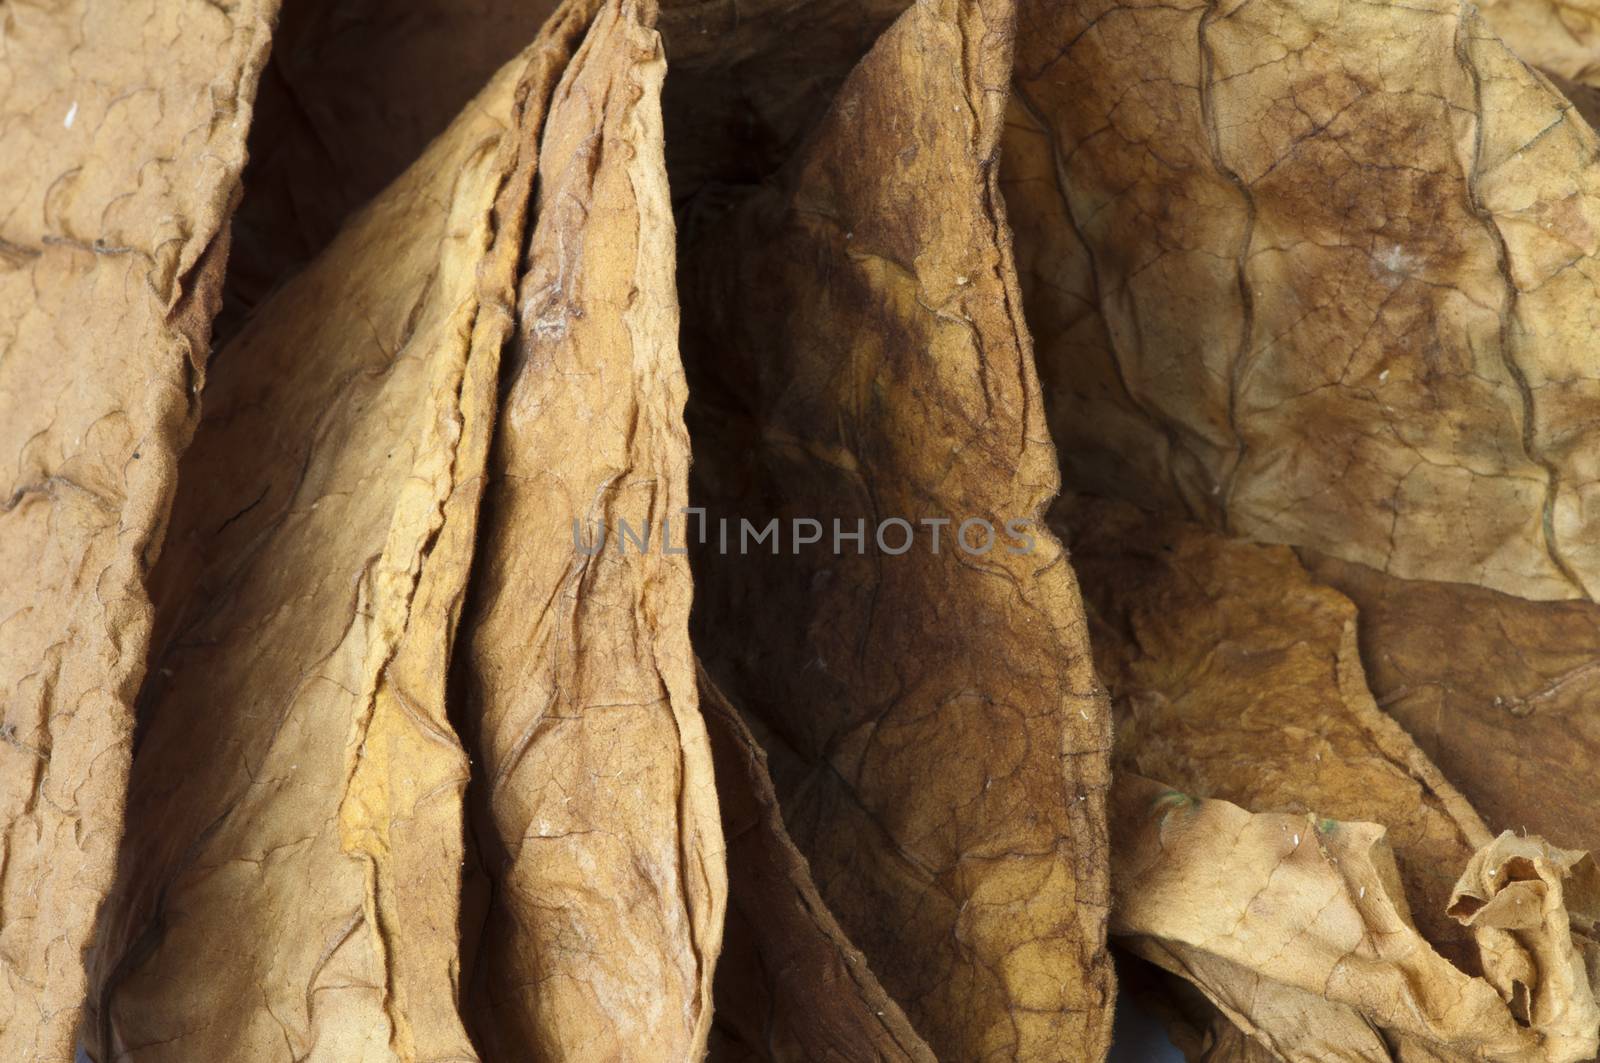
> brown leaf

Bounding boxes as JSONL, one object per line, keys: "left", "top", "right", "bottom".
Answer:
{"left": 1005, "top": 0, "right": 1600, "bottom": 601}
{"left": 1476, "top": 0, "right": 1600, "bottom": 87}
{"left": 1059, "top": 496, "right": 1600, "bottom": 1060}
{"left": 0, "top": 3, "right": 275, "bottom": 1058}
{"left": 454, "top": 2, "right": 727, "bottom": 1058}
{"left": 674, "top": 0, "right": 1116, "bottom": 1057}
{"left": 657, "top": 0, "right": 911, "bottom": 208}
{"left": 1059, "top": 496, "right": 1491, "bottom": 958}
{"left": 83, "top": 15, "right": 591, "bottom": 1057}
{"left": 1113, "top": 777, "right": 1600, "bottom": 1062}
{"left": 698, "top": 668, "right": 936, "bottom": 1063}
{"left": 218, "top": 0, "right": 562, "bottom": 340}
{"left": 1305, "top": 552, "right": 1600, "bottom": 858}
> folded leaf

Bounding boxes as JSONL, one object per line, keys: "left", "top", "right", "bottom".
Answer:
{"left": 1006, "top": 0, "right": 1600, "bottom": 601}
{"left": 1450, "top": 833, "right": 1600, "bottom": 1037}
{"left": 1059, "top": 497, "right": 1491, "bottom": 955}
{"left": 1306, "top": 552, "right": 1600, "bottom": 857}
{"left": 84, "top": 19, "right": 589, "bottom": 1057}
{"left": 454, "top": 3, "right": 726, "bottom": 1058}
{"left": 1476, "top": 0, "right": 1600, "bottom": 87}
{"left": 220, "top": 0, "right": 560, "bottom": 337}
{"left": 1113, "top": 777, "right": 1600, "bottom": 1062}
{"left": 1059, "top": 496, "right": 1600, "bottom": 1059}
{"left": 675, "top": 0, "right": 1117, "bottom": 1056}
{"left": 698, "top": 669, "right": 935, "bottom": 1063}
{"left": 0, "top": 4, "right": 275, "bottom": 1058}
{"left": 657, "top": 0, "right": 910, "bottom": 206}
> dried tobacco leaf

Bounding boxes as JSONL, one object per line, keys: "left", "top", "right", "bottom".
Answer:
{"left": 656, "top": 0, "right": 910, "bottom": 208}
{"left": 454, "top": 3, "right": 726, "bottom": 1058}
{"left": 1113, "top": 777, "right": 1600, "bottom": 1063}
{"left": 82, "top": 17, "right": 592, "bottom": 1057}
{"left": 1059, "top": 496, "right": 1490, "bottom": 956}
{"left": 1476, "top": 0, "right": 1600, "bottom": 87}
{"left": 219, "top": 0, "right": 561, "bottom": 338}
{"left": 1115, "top": 960, "right": 1284, "bottom": 1063}
{"left": 698, "top": 669, "right": 935, "bottom": 1063}
{"left": 1004, "top": 0, "right": 1600, "bottom": 601}
{"left": 675, "top": 0, "right": 1116, "bottom": 1057}
{"left": 1449, "top": 833, "right": 1600, "bottom": 1035}
{"left": 1058, "top": 496, "right": 1600, "bottom": 1060}
{"left": 1544, "top": 72, "right": 1600, "bottom": 134}
{"left": 1305, "top": 552, "right": 1600, "bottom": 856}
{"left": 0, "top": 4, "right": 274, "bottom": 1058}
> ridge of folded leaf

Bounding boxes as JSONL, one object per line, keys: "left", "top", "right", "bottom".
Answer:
{"left": 82, "top": 16, "right": 592, "bottom": 1057}
{"left": 698, "top": 667, "right": 937, "bottom": 1063}
{"left": 453, "top": 3, "right": 727, "bottom": 1059}
{"left": 217, "top": 0, "right": 562, "bottom": 342}
{"left": 656, "top": 0, "right": 912, "bottom": 208}
{"left": 675, "top": 0, "right": 1117, "bottom": 1057}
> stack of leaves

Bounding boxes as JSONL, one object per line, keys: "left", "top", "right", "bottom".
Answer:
{"left": 1, "top": 0, "right": 1596, "bottom": 1060}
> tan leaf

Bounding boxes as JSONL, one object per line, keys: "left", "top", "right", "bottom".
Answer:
{"left": 1059, "top": 496, "right": 1600, "bottom": 1060}
{"left": 698, "top": 668, "right": 936, "bottom": 1063}
{"left": 1476, "top": 0, "right": 1600, "bottom": 87}
{"left": 454, "top": 2, "right": 726, "bottom": 1058}
{"left": 0, "top": 3, "right": 276, "bottom": 1058}
{"left": 674, "top": 0, "right": 1116, "bottom": 1057}
{"left": 1113, "top": 777, "right": 1599, "bottom": 1062}
{"left": 83, "top": 12, "right": 594, "bottom": 1058}
{"left": 1005, "top": 0, "right": 1600, "bottom": 601}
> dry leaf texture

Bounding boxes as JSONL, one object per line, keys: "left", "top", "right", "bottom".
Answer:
{"left": 675, "top": 0, "right": 1116, "bottom": 1057}
{"left": 1004, "top": 0, "right": 1600, "bottom": 601}
{"left": 698, "top": 669, "right": 935, "bottom": 1063}
{"left": 1476, "top": 0, "right": 1600, "bottom": 87}
{"left": 1060, "top": 497, "right": 1600, "bottom": 1059}
{"left": 219, "top": 0, "right": 561, "bottom": 338}
{"left": 1114, "top": 777, "right": 1600, "bottom": 1062}
{"left": 82, "top": 20, "right": 589, "bottom": 1058}
{"left": 1058, "top": 496, "right": 1492, "bottom": 959}
{"left": 455, "top": 2, "right": 726, "bottom": 1059}
{"left": 657, "top": 0, "right": 911, "bottom": 207}
{"left": 0, "top": 3, "right": 275, "bottom": 1058}
{"left": 1307, "top": 552, "right": 1600, "bottom": 856}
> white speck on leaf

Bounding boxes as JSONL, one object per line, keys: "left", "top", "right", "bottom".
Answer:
{"left": 1375, "top": 244, "right": 1421, "bottom": 286}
